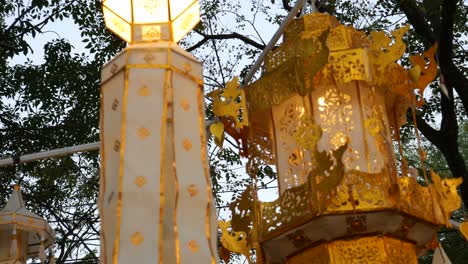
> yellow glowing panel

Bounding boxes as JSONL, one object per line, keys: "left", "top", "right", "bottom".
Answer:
{"left": 103, "top": 0, "right": 132, "bottom": 22}
{"left": 171, "top": 1, "right": 200, "bottom": 42}
{"left": 103, "top": 7, "right": 132, "bottom": 43}
{"left": 170, "top": 0, "right": 197, "bottom": 20}
{"left": 132, "top": 0, "right": 169, "bottom": 23}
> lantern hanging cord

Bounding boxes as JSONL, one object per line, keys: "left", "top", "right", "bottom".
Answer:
{"left": 241, "top": 0, "right": 309, "bottom": 86}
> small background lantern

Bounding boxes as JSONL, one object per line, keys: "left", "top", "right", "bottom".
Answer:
{"left": 216, "top": 13, "right": 463, "bottom": 264}
{"left": 99, "top": 0, "right": 219, "bottom": 263}
{"left": 0, "top": 185, "right": 55, "bottom": 264}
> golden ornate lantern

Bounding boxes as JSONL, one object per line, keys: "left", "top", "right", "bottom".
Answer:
{"left": 0, "top": 185, "right": 55, "bottom": 264}
{"left": 216, "top": 13, "right": 463, "bottom": 263}
{"left": 100, "top": 0, "right": 219, "bottom": 263}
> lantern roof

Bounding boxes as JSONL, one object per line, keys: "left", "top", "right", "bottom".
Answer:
{"left": 0, "top": 185, "right": 55, "bottom": 255}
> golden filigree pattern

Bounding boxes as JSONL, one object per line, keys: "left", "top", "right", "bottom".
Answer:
{"left": 398, "top": 176, "right": 438, "bottom": 223}
{"left": 292, "top": 117, "right": 322, "bottom": 151}
{"left": 317, "top": 88, "right": 353, "bottom": 133}
{"left": 432, "top": 171, "right": 463, "bottom": 222}
{"left": 219, "top": 221, "right": 252, "bottom": 262}
{"left": 221, "top": 12, "right": 460, "bottom": 263}
{"left": 277, "top": 103, "right": 312, "bottom": 189}
{"left": 410, "top": 43, "right": 438, "bottom": 106}
{"left": 260, "top": 183, "right": 314, "bottom": 236}
{"left": 210, "top": 77, "right": 249, "bottom": 129}
{"left": 369, "top": 25, "right": 410, "bottom": 77}
{"left": 333, "top": 236, "right": 386, "bottom": 263}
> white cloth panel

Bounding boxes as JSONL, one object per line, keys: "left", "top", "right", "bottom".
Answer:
{"left": 100, "top": 71, "right": 125, "bottom": 263}
{"left": 172, "top": 68, "right": 217, "bottom": 263}
{"left": 100, "top": 43, "right": 219, "bottom": 264}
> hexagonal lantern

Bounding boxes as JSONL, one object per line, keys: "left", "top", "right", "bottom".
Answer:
{"left": 217, "top": 13, "right": 462, "bottom": 264}
{"left": 99, "top": 0, "right": 219, "bottom": 263}
{"left": 0, "top": 186, "right": 55, "bottom": 264}
{"left": 102, "top": 0, "right": 200, "bottom": 43}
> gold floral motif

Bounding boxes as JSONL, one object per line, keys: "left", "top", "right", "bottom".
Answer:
{"left": 180, "top": 99, "right": 190, "bottom": 111}
{"left": 110, "top": 63, "right": 118, "bottom": 74}
{"left": 138, "top": 85, "right": 151, "bottom": 97}
{"left": 112, "top": 99, "right": 119, "bottom": 110}
{"left": 137, "top": 127, "right": 150, "bottom": 140}
{"left": 143, "top": 53, "right": 155, "bottom": 63}
{"left": 182, "top": 138, "right": 192, "bottom": 151}
{"left": 188, "top": 240, "right": 200, "bottom": 253}
{"left": 134, "top": 176, "right": 147, "bottom": 188}
{"left": 130, "top": 232, "right": 144, "bottom": 246}
{"left": 187, "top": 184, "right": 198, "bottom": 197}
{"left": 113, "top": 140, "right": 120, "bottom": 152}
{"left": 136, "top": 0, "right": 161, "bottom": 14}
{"left": 183, "top": 62, "right": 192, "bottom": 73}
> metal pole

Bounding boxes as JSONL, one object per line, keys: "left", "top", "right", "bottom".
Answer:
{"left": 0, "top": 142, "right": 100, "bottom": 168}
{"left": 242, "top": 0, "right": 308, "bottom": 86}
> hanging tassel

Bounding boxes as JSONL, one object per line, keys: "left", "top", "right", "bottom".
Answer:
{"left": 10, "top": 225, "right": 18, "bottom": 258}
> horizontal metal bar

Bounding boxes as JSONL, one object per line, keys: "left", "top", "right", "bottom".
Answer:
{"left": 0, "top": 142, "right": 100, "bottom": 168}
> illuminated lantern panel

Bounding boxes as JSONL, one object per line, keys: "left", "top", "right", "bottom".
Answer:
{"left": 99, "top": 42, "right": 218, "bottom": 263}
{"left": 0, "top": 186, "right": 55, "bottom": 264}
{"left": 216, "top": 13, "right": 462, "bottom": 264}
{"left": 102, "top": 0, "right": 200, "bottom": 43}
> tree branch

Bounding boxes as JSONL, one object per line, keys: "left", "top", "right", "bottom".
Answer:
{"left": 394, "top": 0, "right": 437, "bottom": 46}
{"left": 187, "top": 31, "right": 266, "bottom": 52}
{"left": 282, "top": 0, "right": 292, "bottom": 11}
{"left": 414, "top": 114, "right": 442, "bottom": 147}
{"left": 395, "top": 0, "right": 468, "bottom": 116}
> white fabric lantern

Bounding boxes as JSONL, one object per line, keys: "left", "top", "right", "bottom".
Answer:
{"left": 0, "top": 186, "right": 55, "bottom": 264}
{"left": 99, "top": 2, "right": 219, "bottom": 263}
